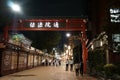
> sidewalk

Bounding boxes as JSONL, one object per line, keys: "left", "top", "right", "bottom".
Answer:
{"left": 0, "top": 63, "right": 97, "bottom": 80}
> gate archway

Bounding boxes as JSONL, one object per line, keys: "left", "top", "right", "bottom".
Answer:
{"left": 4, "top": 18, "right": 88, "bottom": 73}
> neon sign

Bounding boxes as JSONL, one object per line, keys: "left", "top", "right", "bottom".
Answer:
{"left": 112, "top": 34, "right": 120, "bottom": 53}
{"left": 29, "top": 22, "right": 59, "bottom": 28}
{"left": 110, "top": 8, "right": 120, "bottom": 23}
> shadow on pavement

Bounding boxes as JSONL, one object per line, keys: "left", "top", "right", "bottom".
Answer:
{"left": 9, "top": 74, "right": 36, "bottom": 77}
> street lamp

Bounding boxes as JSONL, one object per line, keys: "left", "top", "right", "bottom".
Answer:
{"left": 11, "top": 4, "right": 21, "bottom": 12}
{"left": 8, "top": 1, "right": 22, "bottom": 13}
{"left": 66, "top": 33, "right": 71, "bottom": 38}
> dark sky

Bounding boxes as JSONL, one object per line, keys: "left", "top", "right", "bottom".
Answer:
{"left": 1, "top": 0, "right": 87, "bottom": 16}
{"left": 24, "top": 0, "right": 87, "bottom": 16}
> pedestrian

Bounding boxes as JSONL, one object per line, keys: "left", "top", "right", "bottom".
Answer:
{"left": 59, "top": 59, "right": 61, "bottom": 66}
{"left": 65, "top": 59, "right": 69, "bottom": 71}
{"left": 42, "top": 59, "right": 45, "bottom": 66}
{"left": 45, "top": 59, "right": 48, "bottom": 66}
{"left": 74, "top": 63, "right": 80, "bottom": 76}
{"left": 55, "top": 59, "right": 59, "bottom": 66}
{"left": 69, "top": 58, "right": 73, "bottom": 71}
{"left": 80, "top": 61, "right": 83, "bottom": 76}
{"left": 48, "top": 59, "right": 52, "bottom": 66}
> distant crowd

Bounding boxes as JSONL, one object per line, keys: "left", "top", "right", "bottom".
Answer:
{"left": 41, "top": 58, "right": 61, "bottom": 66}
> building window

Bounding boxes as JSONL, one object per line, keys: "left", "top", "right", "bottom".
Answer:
{"left": 110, "top": 8, "right": 120, "bottom": 23}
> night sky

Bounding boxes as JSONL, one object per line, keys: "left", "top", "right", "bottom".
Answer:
{"left": 23, "top": 0, "right": 87, "bottom": 16}
{"left": 0, "top": 0, "right": 87, "bottom": 16}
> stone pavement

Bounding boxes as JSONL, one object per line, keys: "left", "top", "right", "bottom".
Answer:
{"left": 0, "top": 63, "right": 97, "bottom": 80}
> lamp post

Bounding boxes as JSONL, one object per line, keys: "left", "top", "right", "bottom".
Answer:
{"left": 68, "top": 45, "right": 71, "bottom": 59}
{"left": 4, "top": 1, "right": 22, "bottom": 41}
{"left": 9, "top": 2, "right": 22, "bottom": 26}
{"left": 66, "top": 33, "right": 72, "bottom": 59}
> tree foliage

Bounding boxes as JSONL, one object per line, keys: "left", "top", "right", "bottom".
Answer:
{"left": 22, "top": 31, "right": 61, "bottom": 53}
{"left": 88, "top": 48, "right": 106, "bottom": 73}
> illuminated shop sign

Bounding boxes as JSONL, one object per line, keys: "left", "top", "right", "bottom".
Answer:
{"left": 29, "top": 22, "right": 59, "bottom": 28}
{"left": 112, "top": 34, "right": 120, "bottom": 42}
{"left": 110, "top": 8, "right": 120, "bottom": 23}
{"left": 112, "top": 34, "right": 120, "bottom": 53}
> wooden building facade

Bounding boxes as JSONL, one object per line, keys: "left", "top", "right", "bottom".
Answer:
{"left": 0, "top": 41, "right": 44, "bottom": 76}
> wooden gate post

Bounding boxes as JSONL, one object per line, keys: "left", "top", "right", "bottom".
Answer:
{"left": 3, "top": 26, "right": 9, "bottom": 41}
{"left": 81, "top": 22, "right": 88, "bottom": 73}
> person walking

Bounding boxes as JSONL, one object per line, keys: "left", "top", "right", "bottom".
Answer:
{"left": 45, "top": 59, "right": 48, "bottom": 66}
{"left": 69, "top": 58, "right": 73, "bottom": 71}
{"left": 80, "top": 61, "right": 83, "bottom": 76}
{"left": 42, "top": 59, "right": 45, "bottom": 66}
{"left": 65, "top": 59, "right": 69, "bottom": 71}
{"left": 74, "top": 63, "right": 80, "bottom": 76}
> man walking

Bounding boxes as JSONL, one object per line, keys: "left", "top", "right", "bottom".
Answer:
{"left": 65, "top": 59, "right": 69, "bottom": 71}
{"left": 69, "top": 58, "right": 73, "bottom": 71}
{"left": 80, "top": 61, "right": 83, "bottom": 76}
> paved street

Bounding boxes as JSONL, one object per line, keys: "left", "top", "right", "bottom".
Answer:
{"left": 0, "top": 63, "right": 97, "bottom": 80}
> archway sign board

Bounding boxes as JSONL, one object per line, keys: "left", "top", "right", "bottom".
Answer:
{"left": 4, "top": 18, "right": 88, "bottom": 73}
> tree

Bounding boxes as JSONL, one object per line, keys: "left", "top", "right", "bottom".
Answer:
{"left": 88, "top": 48, "right": 106, "bottom": 74}
{"left": 22, "top": 31, "right": 61, "bottom": 53}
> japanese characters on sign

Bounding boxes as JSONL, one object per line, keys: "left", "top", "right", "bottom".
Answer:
{"left": 29, "top": 22, "right": 59, "bottom": 28}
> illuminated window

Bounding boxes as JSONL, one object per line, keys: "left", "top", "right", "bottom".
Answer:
{"left": 110, "top": 8, "right": 120, "bottom": 23}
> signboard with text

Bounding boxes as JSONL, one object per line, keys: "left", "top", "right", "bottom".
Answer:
{"left": 110, "top": 8, "right": 120, "bottom": 23}
{"left": 112, "top": 34, "right": 120, "bottom": 53}
{"left": 23, "top": 21, "right": 66, "bottom": 28}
